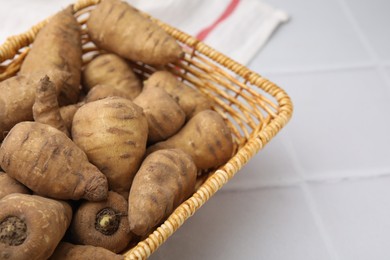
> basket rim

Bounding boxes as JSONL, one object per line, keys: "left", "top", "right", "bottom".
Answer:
{"left": 0, "top": 0, "right": 293, "bottom": 259}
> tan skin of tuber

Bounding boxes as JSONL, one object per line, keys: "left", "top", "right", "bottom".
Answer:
{"left": 85, "top": 84, "right": 134, "bottom": 103}
{"left": 59, "top": 102, "right": 85, "bottom": 134}
{"left": 87, "top": 0, "right": 184, "bottom": 65}
{"left": 128, "top": 149, "right": 197, "bottom": 237}
{"left": 0, "top": 194, "right": 72, "bottom": 260}
{"left": 0, "top": 171, "right": 30, "bottom": 200}
{"left": 20, "top": 6, "right": 82, "bottom": 105}
{"left": 147, "top": 110, "right": 234, "bottom": 170}
{"left": 0, "top": 71, "right": 68, "bottom": 142}
{"left": 72, "top": 96, "right": 148, "bottom": 198}
{"left": 70, "top": 191, "right": 132, "bottom": 253}
{"left": 33, "top": 75, "right": 69, "bottom": 137}
{"left": 49, "top": 242, "right": 124, "bottom": 260}
{"left": 82, "top": 53, "right": 142, "bottom": 100}
{"left": 145, "top": 71, "right": 212, "bottom": 120}
{"left": 0, "top": 122, "right": 108, "bottom": 201}
{"left": 133, "top": 85, "right": 186, "bottom": 144}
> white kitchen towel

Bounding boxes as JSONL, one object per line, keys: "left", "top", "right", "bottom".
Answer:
{"left": 0, "top": 0, "right": 288, "bottom": 65}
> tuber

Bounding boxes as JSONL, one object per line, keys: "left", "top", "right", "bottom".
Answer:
{"left": 70, "top": 191, "right": 132, "bottom": 253}
{"left": 72, "top": 96, "right": 148, "bottom": 197}
{"left": 85, "top": 84, "right": 134, "bottom": 103}
{"left": 50, "top": 242, "right": 124, "bottom": 260}
{"left": 0, "top": 171, "right": 30, "bottom": 200}
{"left": 0, "top": 194, "right": 72, "bottom": 260}
{"left": 147, "top": 110, "right": 233, "bottom": 170}
{"left": 0, "top": 72, "right": 66, "bottom": 141}
{"left": 59, "top": 102, "right": 85, "bottom": 134}
{"left": 0, "top": 122, "right": 108, "bottom": 201}
{"left": 82, "top": 53, "right": 141, "bottom": 100}
{"left": 20, "top": 6, "right": 82, "bottom": 105}
{"left": 128, "top": 149, "right": 197, "bottom": 236}
{"left": 133, "top": 85, "right": 185, "bottom": 144}
{"left": 33, "top": 75, "right": 69, "bottom": 136}
{"left": 87, "top": 0, "right": 183, "bottom": 65}
{"left": 145, "top": 71, "right": 212, "bottom": 120}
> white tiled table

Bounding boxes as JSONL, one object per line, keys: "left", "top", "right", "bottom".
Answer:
{"left": 1, "top": 0, "right": 390, "bottom": 259}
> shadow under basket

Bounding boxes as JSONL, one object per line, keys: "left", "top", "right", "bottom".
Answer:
{"left": 0, "top": 0, "right": 293, "bottom": 259}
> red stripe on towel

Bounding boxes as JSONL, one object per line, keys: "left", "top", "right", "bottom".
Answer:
{"left": 196, "top": 0, "right": 241, "bottom": 41}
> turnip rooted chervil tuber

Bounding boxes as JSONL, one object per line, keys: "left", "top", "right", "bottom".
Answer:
{"left": 0, "top": 72, "right": 68, "bottom": 141}
{"left": 145, "top": 71, "right": 212, "bottom": 120}
{"left": 72, "top": 97, "right": 148, "bottom": 197}
{"left": 33, "top": 75, "right": 70, "bottom": 137}
{"left": 69, "top": 191, "right": 132, "bottom": 253}
{"left": 87, "top": 0, "right": 184, "bottom": 65}
{"left": 128, "top": 149, "right": 197, "bottom": 237}
{"left": 20, "top": 6, "right": 82, "bottom": 105}
{"left": 147, "top": 110, "right": 234, "bottom": 170}
{"left": 0, "top": 122, "right": 108, "bottom": 201}
{"left": 0, "top": 194, "right": 72, "bottom": 260}
{"left": 50, "top": 242, "right": 124, "bottom": 260}
{"left": 0, "top": 171, "right": 30, "bottom": 200}
{"left": 82, "top": 53, "right": 142, "bottom": 101}
{"left": 133, "top": 85, "right": 186, "bottom": 144}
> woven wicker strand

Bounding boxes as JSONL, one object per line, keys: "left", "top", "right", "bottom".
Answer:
{"left": 0, "top": 0, "right": 293, "bottom": 259}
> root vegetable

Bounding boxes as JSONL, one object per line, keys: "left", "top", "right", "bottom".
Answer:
{"left": 0, "top": 122, "right": 108, "bottom": 201}
{"left": 147, "top": 110, "right": 233, "bottom": 170}
{"left": 50, "top": 242, "right": 124, "bottom": 260}
{"left": 0, "top": 73, "right": 63, "bottom": 141}
{"left": 20, "top": 6, "right": 82, "bottom": 105}
{"left": 133, "top": 85, "right": 185, "bottom": 144}
{"left": 0, "top": 171, "right": 30, "bottom": 200}
{"left": 85, "top": 84, "right": 133, "bottom": 103}
{"left": 87, "top": 0, "right": 183, "bottom": 65}
{"left": 72, "top": 96, "right": 148, "bottom": 197}
{"left": 0, "top": 194, "right": 72, "bottom": 260}
{"left": 33, "top": 75, "right": 69, "bottom": 136}
{"left": 128, "top": 149, "right": 197, "bottom": 236}
{"left": 145, "top": 71, "right": 212, "bottom": 120}
{"left": 59, "top": 102, "right": 85, "bottom": 134}
{"left": 82, "top": 53, "right": 141, "bottom": 100}
{"left": 70, "top": 191, "right": 132, "bottom": 253}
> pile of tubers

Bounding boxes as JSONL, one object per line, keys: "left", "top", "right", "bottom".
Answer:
{"left": 0, "top": 0, "right": 234, "bottom": 259}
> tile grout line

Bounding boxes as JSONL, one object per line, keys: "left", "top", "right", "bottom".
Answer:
{"left": 280, "top": 137, "right": 342, "bottom": 260}
{"left": 220, "top": 167, "right": 390, "bottom": 193}
{"left": 258, "top": 62, "right": 375, "bottom": 76}
{"left": 306, "top": 168, "right": 390, "bottom": 183}
{"left": 336, "top": 0, "right": 390, "bottom": 92}
{"left": 299, "top": 183, "right": 341, "bottom": 260}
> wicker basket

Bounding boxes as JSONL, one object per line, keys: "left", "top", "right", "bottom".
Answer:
{"left": 0, "top": 0, "right": 293, "bottom": 259}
